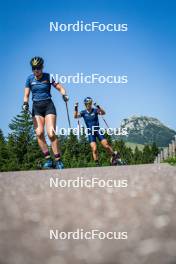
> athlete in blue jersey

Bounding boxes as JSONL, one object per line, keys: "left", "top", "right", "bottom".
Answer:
{"left": 74, "top": 97, "right": 119, "bottom": 166}
{"left": 22, "top": 57, "right": 69, "bottom": 169}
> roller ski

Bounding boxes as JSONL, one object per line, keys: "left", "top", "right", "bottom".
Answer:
{"left": 111, "top": 151, "right": 126, "bottom": 166}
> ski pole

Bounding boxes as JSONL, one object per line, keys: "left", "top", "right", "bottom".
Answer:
{"left": 28, "top": 109, "right": 33, "bottom": 116}
{"left": 94, "top": 103, "right": 110, "bottom": 129}
{"left": 77, "top": 118, "right": 81, "bottom": 137}
{"left": 22, "top": 103, "right": 32, "bottom": 117}
{"left": 101, "top": 116, "right": 110, "bottom": 129}
{"left": 74, "top": 101, "right": 80, "bottom": 137}
{"left": 65, "top": 101, "right": 71, "bottom": 128}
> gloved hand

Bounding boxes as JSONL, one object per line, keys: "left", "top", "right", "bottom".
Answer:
{"left": 22, "top": 102, "right": 29, "bottom": 112}
{"left": 94, "top": 103, "right": 100, "bottom": 109}
{"left": 74, "top": 102, "right": 78, "bottom": 112}
{"left": 62, "top": 94, "right": 69, "bottom": 102}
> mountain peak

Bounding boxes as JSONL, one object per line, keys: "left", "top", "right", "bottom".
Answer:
{"left": 120, "top": 116, "right": 175, "bottom": 147}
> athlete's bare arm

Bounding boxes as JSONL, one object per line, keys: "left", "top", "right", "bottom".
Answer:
{"left": 97, "top": 106, "right": 106, "bottom": 115}
{"left": 74, "top": 112, "right": 81, "bottom": 118}
{"left": 74, "top": 102, "right": 81, "bottom": 118}
{"left": 54, "top": 83, "right": 66, "bottom": 96}
{"left": 24, "top": 87, "right": 30, "bottom": 103}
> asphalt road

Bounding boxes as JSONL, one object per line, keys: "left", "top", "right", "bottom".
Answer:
{"left": 0, "top": 164, "right": 176, "bottom": 264}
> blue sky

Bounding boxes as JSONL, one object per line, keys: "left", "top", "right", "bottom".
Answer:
{"left": 0, "top": 0, "right": 176, "bottom": 135}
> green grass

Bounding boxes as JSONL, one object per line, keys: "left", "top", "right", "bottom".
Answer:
{"left": 164, "top": 157, "right": 176, "bottom": 166}
{"left": 125, "top": 142, "right": 144, "bottom": 151}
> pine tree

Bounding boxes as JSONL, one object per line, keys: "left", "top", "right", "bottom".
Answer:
{"left": 62, "top": 132, "right": 79, "bottom": 168}
{"left": 78, "top": 130, "right": 92, "bottom": 167}
{"left": 123, "top": 147, "right": 133, "bottom": 165}
{"left": 142, "top": 145, "right": 153, "bottom": 164}
{"left": 98, "top": 132, "right": 112, "bottom": 166}
{"left": 7, "top": 110, "right": 42, "bottom": 170}
{"left": 151, "top": 143, "right": 159, "bottom": 162}
{"left": 133, "top": 146, "right": 142, "bottom": 164}
{"left": 0, "top": 129, "right": 9, "bottom": 171}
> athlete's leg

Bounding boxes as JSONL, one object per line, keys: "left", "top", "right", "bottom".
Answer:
{"left": 100, "top": 137, "right": 120, "bottom": 165}
{"left": 33, "top": 115, "right": 48, "bottom": 153}
{"left": 33, "top": 115, "right": 53, "bottom": 168}
{"left": 45, "top": 114, "right": 64, "bottom": 169}
{"left": 100, "top": 138, "right": 122, "bottom": 165}
{"left": 100, "top": 139, "right": 114, "bottom": 155}
{"left": 90, "top": 142, "right": 98, "bottom": 161}
{"left": 45, "top": 114, "right": 60, "bottom": 158}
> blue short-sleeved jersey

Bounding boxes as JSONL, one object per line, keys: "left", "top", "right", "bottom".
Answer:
{"left": 25, "top": 73, "right": 55, "bottom": 102}
{"left": 80, "top": 108, "right": 100, "bottom": 129}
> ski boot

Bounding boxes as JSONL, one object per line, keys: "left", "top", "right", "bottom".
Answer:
{"left": 117, "top": 158, "right": 126, "bottom": 165}
{"left": 95, "top": 160, "right": 101, "bottom": 167}
{"left": 55, "top": 159, "right": 64, "bottom": 169}
{"left": 111, "top": 151, "right": 121, "bottom": 166}
{"left": 43, "top": 158, "right": 53, "bottom": 169}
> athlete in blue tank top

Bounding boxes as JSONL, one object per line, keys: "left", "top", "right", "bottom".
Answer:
{"left": 22, "top": 57, "right": 69, "bottom": 170}
{"left": 25, "top": 72, "right": 54, "bottom": 102}
{"left": 74, "top": 97, "right": 120, "bottom": 166}
{"left": 80, "top": 108, "right": 100, "bottom": 130}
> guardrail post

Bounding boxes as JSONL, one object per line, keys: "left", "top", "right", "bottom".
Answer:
{"left": 168, "top": 143, "right": 173, "bottom": 158}
{"left": 163, "top": 148, "right": 168, "bottom": 160}
{"left": 154, "top": 135, "right": 176, "bottom": 163}
{"left": 160, "top": 150, "right": 164, "bottom": 161}
{"left": 158, "top": 153, "right": 161, "bottom": 163}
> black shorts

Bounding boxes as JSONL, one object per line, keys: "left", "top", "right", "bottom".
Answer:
{"left": 32, "top": 99, "right": 56, "bottom": 117}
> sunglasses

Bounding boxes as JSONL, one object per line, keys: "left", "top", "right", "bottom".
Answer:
{"left": 32, "top": 67, "right": 42, "bottom": 71}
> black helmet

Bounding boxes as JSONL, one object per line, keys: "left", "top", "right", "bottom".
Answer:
{"left": 30, "top": 56, "right": 44, "bottom": 68}
{"left": 84, "top": 97, "right": 93, "bottom": 105}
